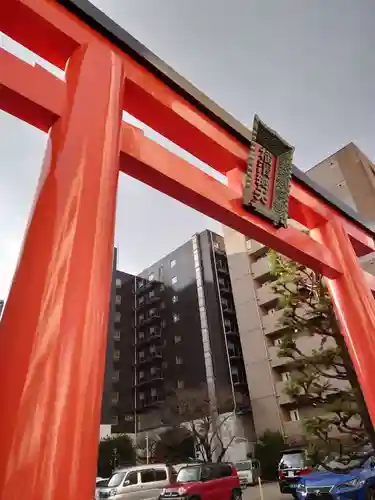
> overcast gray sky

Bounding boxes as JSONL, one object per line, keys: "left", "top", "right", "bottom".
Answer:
{"left": 1, "top": 0, "right": 374, "bottom": 299}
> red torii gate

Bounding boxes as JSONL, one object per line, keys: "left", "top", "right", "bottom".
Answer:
{"left": 1, "top": 0, "right": 375, "bottom": 498}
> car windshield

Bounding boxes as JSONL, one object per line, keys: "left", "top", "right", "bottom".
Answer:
{"left": 96, "top": 479, "right": 108, "bottom": 487}
{"left": 280, "top": 453, "right": 305, "bottom": 469}
{"left": 236, "top": 462, "right": 251, "bottom": 471}
{"left": 177, "top": 467, "right": 201, "bottom": 483}
{"left": 107, "top": 472, "right": 126, "bottom": 488}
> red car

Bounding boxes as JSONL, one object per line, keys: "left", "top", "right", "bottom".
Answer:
{"left": 159, "top": 462, "right": 242, "bottom": 500}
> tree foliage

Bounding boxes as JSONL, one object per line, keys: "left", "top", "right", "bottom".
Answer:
{"left": 98, "top": 434, "right": 136, "bottom": 478}
{"left": 160, "top": 385, "right": 240, "bottom": 463}
{"left": 255, "top": 430, "right": 286, "bottom": 480}
{"left": 154, "top": 427, "right": 195, "bottom": 464}
{"left": 268, "top": 250, "right": 375, "bottom": 469}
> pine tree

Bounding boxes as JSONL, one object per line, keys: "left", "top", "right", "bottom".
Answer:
{"left": 268, "top": 250, "right": 375, "bottom": 467}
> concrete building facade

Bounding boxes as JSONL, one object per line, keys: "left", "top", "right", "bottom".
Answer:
{"left": 102, "top": 230, "right": 255, "bottom": 459}
{"left": 223, "top": 143, "right": 375, "bottom": 442}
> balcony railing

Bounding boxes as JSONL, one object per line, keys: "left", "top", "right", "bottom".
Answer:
{"left": 138, "top": 351, "right": 163, "bottom": 365}
{"left": 218, "top": 280, "right": 232, "bottom": 294}
{"left": 136, "top": 373, "right": 164, "bottom": 387}
{"left": 225, "top": 328, "right": 239, "bottom": 336}
{"left": 139, "top": 312, "right": 161, "bottom": 326}
{"left": 222, "top": 304, "right": 236, "bottom": 314}
{"left": 216, "top": 262, "right": 229, "bottom": 274}
{"left": 135, "top": 295, "right": 162, "bottom": 310}
{"left": 138, "top": 396, "right": 164, "bottom": 410}
{"left": 232, "top": 377, "right": 247, "bottom": 386}
{"left": 136, "top": 280, "right": 155, "bottom": 295}
{"left": 228, "top": 349, "right": 242, "bottom": 360}
{"left": 138, "top": 330, "right": 162, "bottom": 347}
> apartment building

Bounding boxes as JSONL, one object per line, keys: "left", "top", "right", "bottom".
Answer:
{"left": 223, "top": 143, "right": 375, "bottom": 443}
{"left": 102, "top": 230, "right": 254, "bottom": 455}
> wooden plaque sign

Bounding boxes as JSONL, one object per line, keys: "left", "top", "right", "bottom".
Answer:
{"left": 243, "top": 115, "right": 295, "bottom": 227}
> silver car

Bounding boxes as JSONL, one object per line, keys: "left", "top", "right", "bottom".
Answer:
{"left": 97, "top": 463, "right": 175, "bottom": 500}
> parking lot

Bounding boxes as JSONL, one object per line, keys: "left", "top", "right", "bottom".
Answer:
{"left": 242, "top": 482, "right": 292, "bottom": 500}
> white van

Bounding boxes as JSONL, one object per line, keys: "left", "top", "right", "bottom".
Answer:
{"left": 235, "top": 459, "right": 261, "bottom": 487}
{"left": 97, "top": 463, "right": 175, "bottom": 500}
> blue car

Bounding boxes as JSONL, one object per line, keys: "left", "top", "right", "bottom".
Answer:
{"left": 296, "top": 457, "right": 375, "bottom": 500}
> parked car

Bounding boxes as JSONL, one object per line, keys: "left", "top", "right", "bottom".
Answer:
{"left": 97, "top": 463, "right": 175, "bottom": 499}
{"left": 279, "top": 449, "right": 312, "bottom": 497}
{"left": 235, "top": 459, "right": 261, "bottom": 487}
{"left": 159, "top": 462, "right": 242, "bottom": 500}
{"left": 296, "top": 456, "right": 375, "bottom": 500}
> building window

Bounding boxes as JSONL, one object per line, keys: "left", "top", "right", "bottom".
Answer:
{"left": 172, "top": 295, "right": 179, "bottom": 303}
{"left": 162, "top": 361, "right": 168, "bottom": 369}
{"left": 139, "top": 392, "right": 145, "bottom": 400}
{"left": 139, "top": 331, "right": 145, "bottom": 340}
{"left": 176, "top": 356, "right": 183, "bottom": 365}
{"left": 231, "top": 366, "right": 239, "bottom": 383}
{"left": 150, "top": 366, "right": 156, "bottom": 375}
{"left": 149, "top": 308, "right": 156, "bottom": 317}
{"left": 111, "top": 415, "right": 119, "bottom": 425}
{"left": 139, "top": 351, "right": 145, "bottom": 359}
{"left": 139, "top": 313, "right": 144, "bottom": 322}
{"left": 290, "top": 409, "right": 300, "bottom": 421}
{"left": 160, "top": 301, "right": 166, "bottom": 309}
{"left": 115, "top": 312, "right": 121, "bottom": 323}
{"left": 115, "top": 295, "right": 121, "bottom": 305}
{"left": 150, "top": 344, "right": 156, "bottom": 353}
{"left": 149, "top": 290, "right": 155, "bottom": 298}
{"left": 161, "top": 319, "right": 167, "bottom": 328}
{"left": 171, "top": 276, "right": 178, "bottom": 285}
{"left": 173, "top": 313, "right": 180, "bottom": 323}
{"left": 138, "top": 296, "right": 145, "bottom": 306}
{"left": 112, "top": 371, "right": 119, "bottom": 382}
{"left": 113, "top": 350, "right": 120, "bottom": 361}
{"left": 116, "top": 278, "right": 122, "bottom": 288}
{"left": 139, "top": 370, "right": 145, "bottom": 380}
{"left": 281, "top": 372, "right": 290, "bottom": 382}
{"left": 148, "top": 273, "right": 155, "bottom": 282}
{"left": 151, "top": 387, "right": 157, "bottom": 397}
{"left": 177, "top": 380, "right": 185, "bottom": 389}
{"left": 170, "top": 259, "right": 176, "bottom": 268}
{"left": 174, "top": 335, "right": 182, "bottom": 343}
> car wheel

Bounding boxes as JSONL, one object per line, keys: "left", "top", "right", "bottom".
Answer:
{"left": 366, "top": 487, "right": 375, "bottom": 500}
{"left": 231, "top": 489, "right": 242, "bottom": 500}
